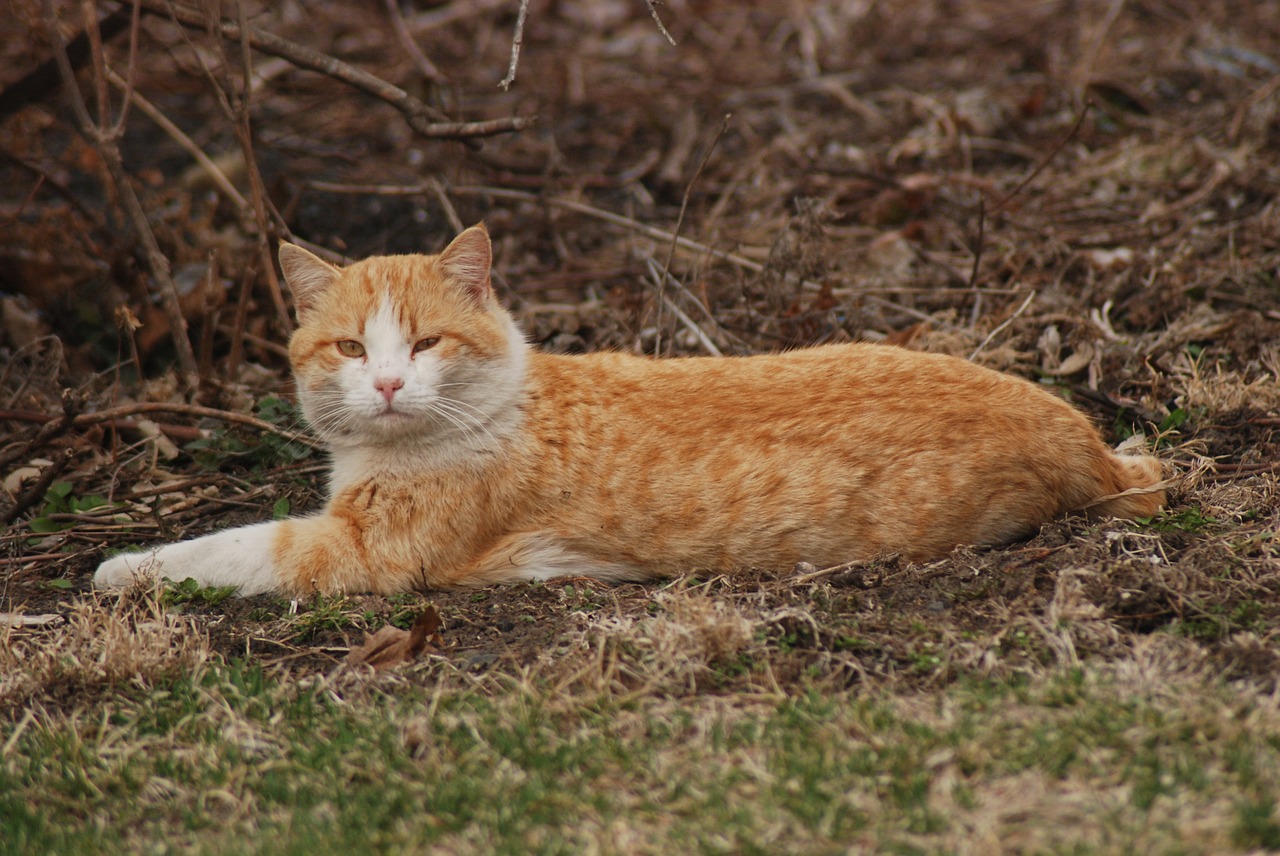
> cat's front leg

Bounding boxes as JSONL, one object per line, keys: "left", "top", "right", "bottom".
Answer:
{"left": 94, "top": 521, "right": 282, "bottom": 595}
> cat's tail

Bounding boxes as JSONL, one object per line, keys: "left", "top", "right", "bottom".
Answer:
{"left": 1083, "top": 453, "right": 1168, "bottom": 519}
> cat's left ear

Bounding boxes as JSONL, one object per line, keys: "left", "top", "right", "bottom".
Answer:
{"left": 279, "top": 242, "right": 341, "bottom": 322}
{"left": 438, "top": 223, "right": 492, "bottom": 305}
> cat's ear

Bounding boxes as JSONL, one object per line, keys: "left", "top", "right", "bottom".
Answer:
{"left": 278, "top": 242, "right": 341, "bottom": 322}
{"left": 437, "top": 223, "right": 492, "bottom": 304}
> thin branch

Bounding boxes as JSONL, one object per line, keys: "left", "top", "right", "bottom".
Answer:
{"left": 991, "top": 102, "right": 1092, "bottom": 215}
{"left": 124, "top": 0, "right": 528, "bottom": 141}
{"left": 500, "top": 0, "right": 530, "bottom": 90}
{"left": 40, "top": 0, "right": 200, "bottom": 384}
{"left": 655, "top": 113, "right": 729, "bottom": 355}
{"left": 226, "top": 0, "right": 292, "bottom": 334}
{"left": 109, "top": 0, "right": 143, "bottom": 135}
{"left": 642, "top": 0, "right": 677, "bottom": 46}
{"left": 1, "top": 401, "right": 317, "bottom": 445}
{"left": 969, "top": 290, "right": 1036, "bottom": 361}
{"left": 103, "top": 66, "right": 249, "bottom": 210}
{"left": 644, "top": 259, "right": 722, "bottom": 356}
{"left": 79, "top": 0, "right": 113, "bottom": 128}
{"left": 384, "top": 0, "right": 446, "bottom": 84}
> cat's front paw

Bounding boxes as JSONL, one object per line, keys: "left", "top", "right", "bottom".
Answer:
{"left": 94, "top": 551, "right": 163, "bottom": 590}
{"left": 93, "top": 522, "right": 283, "bottom": 596}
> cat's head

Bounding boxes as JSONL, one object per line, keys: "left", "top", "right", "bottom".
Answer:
{"left": 279, "top": 224, "right": 526, "bottom": 448}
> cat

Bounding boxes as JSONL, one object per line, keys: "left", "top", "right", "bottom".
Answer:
{"left": 94, "top": 223, "right": 1167, "bottom": 596}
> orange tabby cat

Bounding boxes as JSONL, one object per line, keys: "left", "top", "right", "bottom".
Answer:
{"left": 95, "top": 224, "right": 1166, "bottom": 596}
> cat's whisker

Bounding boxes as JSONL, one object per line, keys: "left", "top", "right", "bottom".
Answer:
{"left": 427, "top": 399, "right": 493, "bottom": 446}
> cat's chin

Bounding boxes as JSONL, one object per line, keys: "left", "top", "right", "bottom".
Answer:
{"left": 364, "top": 411, "right": 423, "bottom": 434}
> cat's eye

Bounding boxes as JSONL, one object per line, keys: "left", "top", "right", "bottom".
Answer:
{"left": 336, "top": 340, "right": 365, "bottom": 358}
{"left": 413, "top": 337, "right": 441, "bottom": 354}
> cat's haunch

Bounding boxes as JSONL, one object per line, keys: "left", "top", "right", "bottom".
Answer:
{"left": 94, "top": 224, "right": 1166, "bottom": 596}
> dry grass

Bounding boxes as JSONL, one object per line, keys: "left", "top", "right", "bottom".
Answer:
{"left": 0, "top": 588, "right": 210, "bottom": 715}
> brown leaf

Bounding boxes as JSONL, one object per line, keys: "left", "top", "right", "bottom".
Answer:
{"left": 344, "top": 605, "right": 443, "bottom": 671}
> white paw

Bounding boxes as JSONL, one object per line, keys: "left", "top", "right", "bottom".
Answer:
{"left": 92, "top": 522, "right": 283, "bottom": 596}
{"left": 94, "top": 551, "right": 163, "bottom": 590}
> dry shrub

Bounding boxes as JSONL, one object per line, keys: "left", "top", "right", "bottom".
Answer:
{"left": 0, "top": 590, "right": 210, "bottom": 711}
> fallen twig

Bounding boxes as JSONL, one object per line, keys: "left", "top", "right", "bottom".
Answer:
{"left": 0, "top": 390, "right": 83, "bottom": 473}
{"left": 644, "top": 259, "right": 723, "bottom": 357}
{"left": 969, "top": 290, "right": 1036, "bottom": 360}
{"left": 4, "top": 448, "right": 75, "bottom": 525}
{"left": 0, "top": 402, "right": 317, "bottom": 446}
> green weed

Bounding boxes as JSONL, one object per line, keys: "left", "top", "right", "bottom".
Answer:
{"left": 186, "top": 396, "right": 313, "bottom": 471}
{"left": 160, "top": 577, "right": 238, "bottom": 608}
{"left": 27, "top": 481, "right": 112, "bottom": 534}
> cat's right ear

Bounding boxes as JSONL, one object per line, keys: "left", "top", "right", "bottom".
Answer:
{"left": 437, "top": 223, "right": 493, "bottom": 305}
{"left": 278, "top": 243, "right": 341, "bottom": 322}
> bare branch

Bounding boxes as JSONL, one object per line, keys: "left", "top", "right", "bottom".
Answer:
{"left": 642, "top": 0, "right": 677, "bottom": 46}
{"left": 384, "top": 0, "right": 446, "bottom": 84}
{"left": 500, "top": 0, "right": 530, "bottom": 90}
{"left": 654, "top": 113, "right": 730, "bottom": 355}
{"left": 126, "top": 0, "right": 528, "bottom": 140}
{"left": 40, "top": 0, "right": 200, "bottom": 385}
{"left": 103, "top": 66, "right": 249, "bottom": 211}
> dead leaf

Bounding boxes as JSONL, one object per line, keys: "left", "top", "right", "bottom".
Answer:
{"left": 884, "top": 321, "right": 928, "bottom": 348}
{"left": 344, "top": 605, "right": 443, "bottom": 671}
{"left": 1043, "top": 342, "right": 1096, "bottom": 377}
{"left": 134, "top": 418, "right": 181, "bottom": 461}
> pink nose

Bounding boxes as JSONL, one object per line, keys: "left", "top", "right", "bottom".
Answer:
{"left": 374, "top": 376, "right": 404, "bottom": 403}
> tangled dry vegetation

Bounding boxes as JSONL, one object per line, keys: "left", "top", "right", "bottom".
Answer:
{"left": 2, "top": 0, "right": 1280, "bottom": 851}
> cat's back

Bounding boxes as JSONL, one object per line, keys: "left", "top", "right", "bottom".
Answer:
{"left": 509, "top": 342, "right": 1130, "bottom": 569}
{"left": 524, "top": 342, "right": 1070, "bottom": 439}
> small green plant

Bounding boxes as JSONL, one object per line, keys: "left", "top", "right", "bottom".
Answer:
{"left": 387, "top": 593, "right": 429, "bottom": 629}
{"left": 160, "top": 577, "right": 238, "bottom": 608}
{"left": 186, "top": 395, "right": 313, "bottom": 470}
{"left": 27, "top": 482, "right": 112, "bottom": 534}
{"left": 286, "top": 595, "right": 364, "bottom": 641}
{"left": 1137, "top": 506, "right": 1219, "bottom": 533}
{"left": 908, "top": 644, "right": 943, "bottom": 674}
{"left": 271, "top": 496, "right": 291, "bottom": 519}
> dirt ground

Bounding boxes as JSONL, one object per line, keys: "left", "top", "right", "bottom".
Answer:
{"left": 2, "top": 0, "right": 1279, "bottom": 701}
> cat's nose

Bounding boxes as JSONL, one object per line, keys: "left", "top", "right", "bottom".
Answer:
{"left": 374, "top": 376, "right": 404, "bottom": 403}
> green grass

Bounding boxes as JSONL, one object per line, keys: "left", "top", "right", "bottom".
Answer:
{"left": 4, "top": 650, "right": 1278, "bottom": 855}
